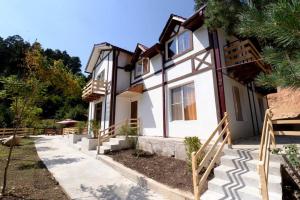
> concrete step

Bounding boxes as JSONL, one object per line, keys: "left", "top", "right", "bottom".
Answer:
{"left": 220, "top": 155, "right": 281, "bottom": 176}
{"left": 109, "top": 137, "right": 126, "bottom": 143}
{"left": 102, "top": 142, "right": 120, "bottom": 151}
{"left": 208, "top": 178, "right": 281, "bottom": 200}
{"left": 201, "top": 190, "right": 227, "bottom": 200}
{"left": 98, "top": 146, "right": 111, "bottom": 154}
{"left": 214, "top": 165, "right": 281, "bottom": 193}
{"left": 223, "top": 148, "right": 282, "bottom": 162}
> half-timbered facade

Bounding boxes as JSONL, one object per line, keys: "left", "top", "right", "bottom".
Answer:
{"left": 84, "top": 7, "right": 268, "bottom": 141}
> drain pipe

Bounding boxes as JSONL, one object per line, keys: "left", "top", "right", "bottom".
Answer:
{"left": 247, "top": 83, "right": 256, "bottom": 136}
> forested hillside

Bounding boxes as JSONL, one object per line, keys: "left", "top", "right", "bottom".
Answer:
{"left": 0, "top": 35, "right": 87, "bottom": 127}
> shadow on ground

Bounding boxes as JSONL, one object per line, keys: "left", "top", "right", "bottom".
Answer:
{"left": 80, "top": 181, "right": 153, "bottom": 200}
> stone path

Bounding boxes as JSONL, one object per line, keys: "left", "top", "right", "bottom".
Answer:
{"left": 35, "top": 135, "right": 166, "bottom": 200}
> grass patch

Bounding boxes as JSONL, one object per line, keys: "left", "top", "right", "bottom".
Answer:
{"left": 0, "top": 137, "right": 68, "bottom": 199}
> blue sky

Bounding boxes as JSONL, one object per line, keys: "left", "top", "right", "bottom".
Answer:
{"left": 0, "top": 0, "right": 195, "bottom": 73}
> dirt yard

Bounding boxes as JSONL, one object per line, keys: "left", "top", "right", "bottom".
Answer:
{"left": 108, "top": 149, "right": 193, "bottom": 192}
{"left": 0, "top": 137, "right": 68, "bottom": 200}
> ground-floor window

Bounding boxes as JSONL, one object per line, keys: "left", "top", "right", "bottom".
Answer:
{"left": 232, "top": 86, "right": 243, "bottom": 121}
{"left": 171, "top": 82, "right": 197, "bottom": 121}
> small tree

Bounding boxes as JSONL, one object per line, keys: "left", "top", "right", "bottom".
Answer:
{"left": 0, "top": 75, "right": 45, "bottom": 196}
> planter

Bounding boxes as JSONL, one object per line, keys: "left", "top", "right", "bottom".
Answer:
{"left": 68, "top": 134, "right": 87, "bottom": 144}
{"left": 81, "top": 137, "right": 98, "bottom": 151}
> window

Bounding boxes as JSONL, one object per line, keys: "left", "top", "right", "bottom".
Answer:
{"left": 232, "top": 86, "right": 243, "bottom": 121}
{"left": 135, "top": 58, "right": 149, "bottom": 77}
{"left": 171, "top": 83, "right": 197, "bottom": 121}
{"left": 97, "top": 70, "right": 105, "bottom": 81}
{"left": 166, "top": 31, "right": 191, "bottom": 59}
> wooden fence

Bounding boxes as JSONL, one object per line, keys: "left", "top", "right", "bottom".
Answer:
{"left": 0, "top": 128, "right": 34, "bottom": 138}
{"left": 191, "top": 112, "right": 232, "bottom": 200}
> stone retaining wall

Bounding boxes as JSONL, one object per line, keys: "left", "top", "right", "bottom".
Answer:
{"left": 137, "top": 136, "right": 187, "bottom": 161}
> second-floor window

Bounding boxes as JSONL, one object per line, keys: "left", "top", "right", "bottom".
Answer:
{"left": 166, "top": 31, "right": 192, "bottom": 59}
{"left": 135, "top": 58, "right": 149, "bottom": 77}
{"left": 97, "top": 70, "right": 105, "bottom": 81}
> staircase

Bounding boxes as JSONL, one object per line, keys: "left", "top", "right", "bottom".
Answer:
{"left": 201, "top": 148, "right": 282, "bottom": 200}
{"left": 96, "top": 118, "right": 139, "bottom": 154}
{"left": 97, "top": 136, "right": 132, "bottom": 154}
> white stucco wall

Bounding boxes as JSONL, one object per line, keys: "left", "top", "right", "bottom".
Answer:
{"left": 166, "top": 69, "right": 219, "bottom": 139}
{"left": 138, "top": 87, "right": 164, "bottom": 137}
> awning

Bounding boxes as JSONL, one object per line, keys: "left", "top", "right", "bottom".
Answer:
{"left": 118, "top": 84, "right": 143, "bottom": 98}
{"left": 56, "top": 119, "right": 78, "bottom": 125}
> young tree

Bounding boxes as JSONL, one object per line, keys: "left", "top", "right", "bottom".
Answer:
{"left": 0, "top": 42, "right": 84, "bottom": 196}
{"left": 0, "top": 75, "right": 45, "bottom": 196}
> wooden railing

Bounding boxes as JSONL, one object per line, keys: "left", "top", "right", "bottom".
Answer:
{"left": 97, "top": 118, "right": 140, "bottom": 154}
{"left": 0, "top": 128, "right": 34, "bottom": 138}
{"left": 258, "top": 109, "right": 276, "bottom": 200}
{"left": 191, "top": 112, "right": 232, "bottom": 200}
{"left": 82, "top": 79, "right": 108, "bottom": 101}
{"left": 224, "top": 39, "right": 267, "bottom": 72}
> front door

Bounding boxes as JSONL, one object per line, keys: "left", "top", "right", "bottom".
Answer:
{"left": 131, "top": 101, "right": 137, "bottom": 119}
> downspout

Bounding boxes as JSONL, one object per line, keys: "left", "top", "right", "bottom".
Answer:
{"left": 247, "top": 83, "right": 256, "bottom": 136}
{"left": 103, "top": 51, "right": 111, "bottom": 131}
{"left": 210, "top": 30, "right": 226, "bottom": 119}
{"left": 109, "top": 49, "right": 117, "bottom": 127}
{"left": 111, "top": 50, "right": 120, "bottom": 126}
{"left": 251, "top": 82, "right": 259, "bottom": 135}
{"left": 161, "top": 49, "right": 167, "bottom": 138}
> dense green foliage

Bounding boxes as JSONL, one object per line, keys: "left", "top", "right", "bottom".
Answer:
{"left": 184, "top": 136, "right": 202, "bottom": 170}
{"left": 0, "top": 35, "right": 87, "bottom": 127}
{"left": 194, "top": 0, "right": 300, "bottom": 89}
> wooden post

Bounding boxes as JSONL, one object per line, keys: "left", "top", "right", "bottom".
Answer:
{"left": 191, "top": 152, "right": 199, "bottom": 200}
{"left": 224, "top": 112, "right": 232, "bottom": 149}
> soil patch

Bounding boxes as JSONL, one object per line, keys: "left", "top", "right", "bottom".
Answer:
{"left": 108, "top": 149, "right": 193, "bottom": 192}
{"left": 0, "top": 137, "right": 68, "bottom": 200}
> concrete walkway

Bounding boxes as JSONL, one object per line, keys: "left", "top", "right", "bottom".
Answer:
{"left": 35, "top": 135, "right": 166, "bottom": 200}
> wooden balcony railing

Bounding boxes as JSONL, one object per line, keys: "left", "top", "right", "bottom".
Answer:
{"left": 82, "top": 80, "right": 108, "bottom": 101}
{"left": 224, "top": 39, "right": 268, "bottom": 73}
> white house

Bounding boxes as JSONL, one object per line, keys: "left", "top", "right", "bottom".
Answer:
{"left": 83, "top": 8, "right": 269, "bottom": 158}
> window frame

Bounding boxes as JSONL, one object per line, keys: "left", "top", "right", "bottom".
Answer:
{"left": 165, "top": 30, "right": 193, "bottom": 60}
{"left": 170, "top": 82, "right": 197, "bottom": 121}
{"left": 232, "top": 86, "right": 243, "bottom": 121}
{"left": 134, "top": 57, "right": 150, "bottom": 79}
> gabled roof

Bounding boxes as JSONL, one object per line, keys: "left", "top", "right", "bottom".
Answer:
{"left": 85, "top": 42, "right": 133, "bottom": 73}
{"left": 182, "top": 5, "right": 206, "bottom": 31}
{"left": 159, "top": 14, "right": 186, "bottom": 43}
{"left": 131, "top": 43, "right": 149, "bottom": 63}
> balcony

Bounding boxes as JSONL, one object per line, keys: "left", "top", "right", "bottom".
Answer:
{"left": 223, "top": 39, "right": 270, "bottom": 83}
{"left": 82, "top": 79, "right": 107, "bottom": 101}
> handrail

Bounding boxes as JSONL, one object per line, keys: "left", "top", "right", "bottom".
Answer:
{"left": 257, "top": 109, "right": 276, "bottom": 200}
{"left": 191, "top": 112, "right": 232, "bottom": 199}
{"left": 97, "top": 118, "right": 140, "bottom": 154}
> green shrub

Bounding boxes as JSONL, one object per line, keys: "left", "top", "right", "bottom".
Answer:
{"left": 75, "top": 121, "right": 86, "bottom": 134}
{"left": 118, "top": 124, "right": 137, "bottom": 136}
{"left": 284, "top": 144, "right": 300, "bottom": 168}
{"left": 184, "top": 136, "right": 202, "bottom": 170}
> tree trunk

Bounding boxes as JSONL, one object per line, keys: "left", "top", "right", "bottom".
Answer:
{"left": 1, "top": 121, "right": 20, "bottom": 196}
